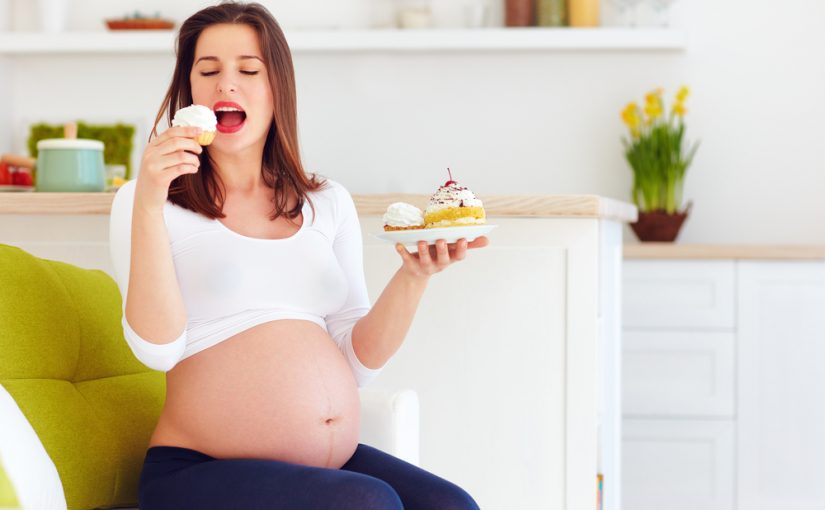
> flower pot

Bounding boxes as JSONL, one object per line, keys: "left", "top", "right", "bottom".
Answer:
{"left": 630, "top": 203, "right": 691, "bottom": 242}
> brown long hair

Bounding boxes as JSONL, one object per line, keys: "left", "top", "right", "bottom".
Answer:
{"left": 152, "top": 1, "right": 324, "bottom": 222}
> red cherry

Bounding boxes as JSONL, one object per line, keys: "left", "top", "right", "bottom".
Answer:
{"left": 444, "top": 167, "right": 456, "bottom": 186}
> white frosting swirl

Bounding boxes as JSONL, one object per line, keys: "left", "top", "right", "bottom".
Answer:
{"left": 425, "top": 182, "right": 483, "bottom": 213}
{"left": 383, "top": 202, "right": 425, "bottom": 227}
{"left": 172, "top": 104, "right": 217, "bottom": 131}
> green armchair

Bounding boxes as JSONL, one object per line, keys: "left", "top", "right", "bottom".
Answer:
{"left": 0, "top": 243, "right": 164, "bottom": 509}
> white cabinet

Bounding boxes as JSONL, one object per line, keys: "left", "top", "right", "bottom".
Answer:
{"left": 623, "top": 419, "right": 734, "bottom": 510}
{"left": 364, "top": 216, "right": 624, "bottom": 510}
{"left": 622, "top": 260, "right": 737, "bottom": 510}
{"left": 623, "top": 258, "right": 825, "bottom": 510}
{"left": 737, "top": 262, "right": 825, "bottom": 510}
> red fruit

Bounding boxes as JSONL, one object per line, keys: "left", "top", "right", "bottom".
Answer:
{"left": 444, "top": 167, "right": 456, "bottom": 186}
{"left": 12, "top": 172, "right": 33, "bottom": 186}
{"left": 0, "top": 163, "right": 10, "bottom": 185}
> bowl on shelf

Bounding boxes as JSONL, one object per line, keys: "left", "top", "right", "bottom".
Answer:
{"left": 105, "top": 18, "right": 175, "bottom": 30}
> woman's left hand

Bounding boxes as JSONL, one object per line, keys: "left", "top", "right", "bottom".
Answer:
{"left": 395, "top": 236, "right": 489, "bottom": 279}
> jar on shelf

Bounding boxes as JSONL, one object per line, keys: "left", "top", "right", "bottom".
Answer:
{"left": 505, "top": 0, "right": 535, "bottom": 27}
{"left": 569, "top": 0, "right": 600, "bottom": 27}
{"left": 396, "top": 0, "right": 434, "bottom": 29}
{"left": 537, "top": 0, "right": 567, "bottom": 26}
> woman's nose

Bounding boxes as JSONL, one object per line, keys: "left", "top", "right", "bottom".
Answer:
{"left": 217, "top": 80, "right": 236, "bottom": 94}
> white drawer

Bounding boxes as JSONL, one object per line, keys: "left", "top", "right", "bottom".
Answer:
{"left": 623, "top": 419, "right": 734, "bottom": 510}
{"left": 623, "top": 260, "right": 736, "bottom": 329}
{"left": 622, "top": 331, "right": 735, "bottom": 418}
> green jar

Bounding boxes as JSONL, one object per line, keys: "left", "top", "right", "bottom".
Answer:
{"left": 537, "top": 0, "right": 567, "bottom": 26}
{"left": 35, "top": 139, "right": 106, "bottom": 192}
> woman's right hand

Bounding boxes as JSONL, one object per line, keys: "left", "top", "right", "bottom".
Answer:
{"left": 134, "top": 126, "right": 204, "bottom": 212}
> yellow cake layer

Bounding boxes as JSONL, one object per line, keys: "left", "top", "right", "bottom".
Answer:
{"left": 423, "top": 206, "right": 485, "bottom": 226}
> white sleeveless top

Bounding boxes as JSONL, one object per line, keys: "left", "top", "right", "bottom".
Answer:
{"left": 108, "top": 177, "right": 380, "bottom": 386}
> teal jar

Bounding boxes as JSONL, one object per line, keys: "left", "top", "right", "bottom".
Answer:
{"left": 35, "top": 139, "right": 106, "bottom": 192}
{"left": 537, "top": 0, "right": 567, "bottom": 26}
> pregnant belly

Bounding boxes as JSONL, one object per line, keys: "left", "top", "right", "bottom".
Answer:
{"left": 150, "top": 320, "right": 361, "bottom": 469}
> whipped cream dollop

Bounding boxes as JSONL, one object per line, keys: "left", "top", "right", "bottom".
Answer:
{"left": 383, "top": 202, "right": 425, "bottom": 227}
{"left": 425, "top": 182, "right": 483, "bottom": 213}
{"left": 172, "top": 104, "right": 218, "bottom": 131}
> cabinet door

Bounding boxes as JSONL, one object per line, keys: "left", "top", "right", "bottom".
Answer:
{"left": 624, "top": 261, "right": 735, "bottom": 330}
{"left": 361, "top": 217, "right": 577, "bottom": 510}
{"left": 623, "top": 419, "right": 734, "bottom": 510}
{"left": 737, "top": 262, "right": 825, "bottom": 510}
{"left": 623, "top": 331, "right": 735, "bottom": 418}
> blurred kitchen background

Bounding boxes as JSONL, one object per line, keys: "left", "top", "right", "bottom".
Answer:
{"left": 2, "top": 2, "right": 825, "bottom": 510}
{"left": 2, "top": 0, "right": 823, "bottom": 244}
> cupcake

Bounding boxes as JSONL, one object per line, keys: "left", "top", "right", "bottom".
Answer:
{"left": 383, "top": 202, "right": 425, "bottom": 231}
{"left": 424, "top": 169, "right": 486, "bottom": 228}
{"left": 172, "top": 104, "right": 217, "bottom": 146}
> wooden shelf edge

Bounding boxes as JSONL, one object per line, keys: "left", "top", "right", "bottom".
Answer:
{"left": 0, "top": 192, "right": 115, "bottom": 214}
{"left": 0, "top": 191, "right": 637, "bottom": 221}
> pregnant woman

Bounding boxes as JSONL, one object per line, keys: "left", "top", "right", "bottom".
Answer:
{"left": 108, "top": 2, "right": 486, "bottom": 509}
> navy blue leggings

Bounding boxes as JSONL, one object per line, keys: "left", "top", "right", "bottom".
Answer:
{"left": 138, "top": 443, "right": 480, "bottom": 509}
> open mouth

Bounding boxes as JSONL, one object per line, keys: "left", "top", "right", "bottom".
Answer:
{"left": 214, "top": 102, "right": 247, "bottom": 134}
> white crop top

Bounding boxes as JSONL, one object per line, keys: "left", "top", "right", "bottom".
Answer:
{"left": 108, "top": 177, "right": 382, "bottom": 386}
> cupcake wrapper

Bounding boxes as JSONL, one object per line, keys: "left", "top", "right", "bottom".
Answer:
{"left": 196, "top": 131, "right": 216, "bottom": 146}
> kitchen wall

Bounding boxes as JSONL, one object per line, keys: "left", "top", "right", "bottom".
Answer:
{"left": 4, "top": 0, "right": 825, "bottom": 244}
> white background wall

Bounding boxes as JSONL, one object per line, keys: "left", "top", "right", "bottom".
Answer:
{"left": 3, "top": 0, "right": 825, "bottom": 244}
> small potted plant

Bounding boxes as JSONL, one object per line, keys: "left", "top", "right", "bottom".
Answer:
{"left": 621, "top": 86, "right": 700, "bottom": 242}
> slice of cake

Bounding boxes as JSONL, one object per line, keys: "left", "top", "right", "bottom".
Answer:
{"left": 424, "top": 169, "right": 486, "bottom": 228}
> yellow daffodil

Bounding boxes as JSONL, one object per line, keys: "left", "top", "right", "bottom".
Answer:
{"left": 643, "top": 89, "right": 664, "bottom": 124}
{"left": 644, "top": 102, "right": 662, "bottom": 124}
{"left": 620, "top": 85, "right": 700, "bottom": 215}
{"left": 621, "top": 102, "right": 642, "bottom": 137}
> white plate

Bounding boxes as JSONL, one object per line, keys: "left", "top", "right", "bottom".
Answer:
{"left": 0, "top": 185, "right": 34, "bottom": 192}
{"left": 373, "top": 224, "right": 496, "bottom": 246}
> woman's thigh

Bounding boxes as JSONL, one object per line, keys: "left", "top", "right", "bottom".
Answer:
{"left": 342, "top": 444, "right": 480, "bottom": 510}
{"left": 138, "top": 446, "right": 402, "bottom": 510}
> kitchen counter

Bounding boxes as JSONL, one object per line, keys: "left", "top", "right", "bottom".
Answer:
{"left": 0, "top": 191, "right": 638, "bottom": 222}
{"left": 624, "top": 243, "right": 825, "bottom": 260}
{"left": 0, "top": 189, "right": 633, "bottom": 510}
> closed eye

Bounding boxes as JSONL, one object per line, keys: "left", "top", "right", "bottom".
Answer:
{"left": 198, "top": 70, "right": 259, "bottom": 77}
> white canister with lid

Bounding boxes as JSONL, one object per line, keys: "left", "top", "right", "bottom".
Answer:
{"left": 35, "top": 138, "right": 106, "bottom": 192}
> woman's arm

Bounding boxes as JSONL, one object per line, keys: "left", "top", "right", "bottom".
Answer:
{"left": 124, "top": 194, "right": 188, "bottom": 344}
{"left": 350, "top": 237, "right": 488, "bottom": 369}
{"left": 109, "top": 181, "right": 188, "bottom": 371}
{"left": 108, "top": 126, "right": 203, "bottom": 371}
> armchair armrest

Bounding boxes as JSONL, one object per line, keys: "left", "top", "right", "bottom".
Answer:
{"left": 358, "top": 388, "right": 420, "bottom": 466}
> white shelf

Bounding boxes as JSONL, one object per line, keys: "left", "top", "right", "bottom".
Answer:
{"left": 0, "top": 28, "right": 686, "bottom": 55}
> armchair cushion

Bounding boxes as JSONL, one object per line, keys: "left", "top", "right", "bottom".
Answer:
{"left": 0, "top": 244, "right": 163, "bottom": 510}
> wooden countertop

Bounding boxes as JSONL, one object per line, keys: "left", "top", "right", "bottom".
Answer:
{"left": 0, "top": 191, "right": 638, "bottom": 223}
{"left": 624, "top": 243, "right": 825, "bottom": 260}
